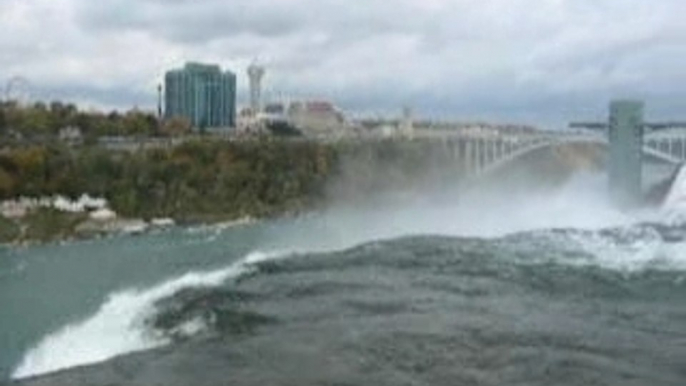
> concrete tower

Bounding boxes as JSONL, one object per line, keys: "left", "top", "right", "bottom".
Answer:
{"left": 608, "top": 100, "right": 644, "bottom": 207}
{"left": 247, "top": 63, "right": 266, "bottom": 116}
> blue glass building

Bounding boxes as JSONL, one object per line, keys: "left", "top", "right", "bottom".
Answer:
{"left": 164, "top": 62, "right": 237, "bottom": 130}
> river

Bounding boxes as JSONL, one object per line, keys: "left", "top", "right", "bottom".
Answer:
{"left": 1, "top": 171, "right": 685, "bottom": 385}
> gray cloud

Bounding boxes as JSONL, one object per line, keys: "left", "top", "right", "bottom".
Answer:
{"left": 1, "top": 0, "right": 686, "bottom": 125}
{"left": 76, "top": 0, "right": 305, "bottom": 42}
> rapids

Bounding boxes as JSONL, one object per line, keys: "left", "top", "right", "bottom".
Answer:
{"left": 2, "top": 171, "right": 685, "bottom": 385}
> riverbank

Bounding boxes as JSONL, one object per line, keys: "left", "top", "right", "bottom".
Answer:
{"left": 0, "top": 138, "right": 604, "bottom": 247}
{"left": 0, "top": 208, "right": 262, "bottom": 247}
{"left": 0, "top": 138, "right": 462, "bottom": 246}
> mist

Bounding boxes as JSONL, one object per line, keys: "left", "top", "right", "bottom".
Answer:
{"left": 256, "top": 142, "right": 640, "bottom": 253}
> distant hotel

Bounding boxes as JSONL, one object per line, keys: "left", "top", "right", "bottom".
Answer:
{"left": 237, "top": 100, "right": 345, "bottom": 137}
{"left": 164, "top": 62, "right": 237, "bottom": 130}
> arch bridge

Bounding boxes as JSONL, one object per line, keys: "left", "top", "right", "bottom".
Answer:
{"left": 409, "top": 101, "right": 686, "bottom": 206}
{"left": 413, "top": 129, "right": 685, "bottom": 178}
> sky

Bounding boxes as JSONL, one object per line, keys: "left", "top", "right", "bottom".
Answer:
{"left": 1, "top": 0, "right": 685, "bottom": 126}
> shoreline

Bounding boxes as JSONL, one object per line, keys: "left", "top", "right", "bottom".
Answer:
{"left": 0, "top": 213, "right": 262, "bottom": 249}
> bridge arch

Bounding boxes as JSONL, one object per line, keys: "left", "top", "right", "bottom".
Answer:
{"left": 478, "top": 136, "right": 681, "bottom": 178}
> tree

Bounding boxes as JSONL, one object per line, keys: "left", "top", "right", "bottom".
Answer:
{"left": 0, "top": 107, "right": 6, "bottom": 136}
{"left": 123, "top": 111, "right": 156, "bottom": 136}
{"left": 0, "top": 168, "right": 15, "bottom": 198}
{"left": 161, "top": 117, "right": 192, "bottom": 137}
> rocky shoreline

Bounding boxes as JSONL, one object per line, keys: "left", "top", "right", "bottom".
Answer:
{"left": 0, "top": 195, "right": 258, "bottom": 247}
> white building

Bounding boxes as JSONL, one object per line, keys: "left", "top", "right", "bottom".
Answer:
{"left": 58, "top": 126, "right": 83, "bottom": 146}
{"left": 286, "top": 100, "right": 347, "bottom": 137}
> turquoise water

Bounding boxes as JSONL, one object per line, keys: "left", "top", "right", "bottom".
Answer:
{"left": 0, "top": 224, "right": 266, "bottom": 378}
{"left": 2, "top": 171, "right": 686, "bottom": 385}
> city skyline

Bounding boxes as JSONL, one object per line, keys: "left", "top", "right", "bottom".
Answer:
{"left": 2, "top": 0, "right": 686, "bottom": 126}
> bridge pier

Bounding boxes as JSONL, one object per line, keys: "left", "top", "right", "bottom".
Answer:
{"left": 477, "top": 138, "right": 483, "bottom": 174}
{"left": 608, "top": 100, "right": 644, "bottom": 207}
{"left": 479, "top": 138, "right": 486, "bottom": 175}
{"left": 572, "top": 101, "right": 686, "bottom": 207}
{"left": 464, "top": 139, "right": 473, "bottom": 175}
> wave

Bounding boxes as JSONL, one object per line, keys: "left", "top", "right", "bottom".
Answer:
{"left": 10, "top": 250, "right": 287, "bottom": 380}
{"left": 12, "top": 169, "right": 686, "bottom": 381}
{"left": 11, "top": 219, "right": 686, "bottom": 381}
{"left": 502, "top": 223, "right": 686, "bottom": 273}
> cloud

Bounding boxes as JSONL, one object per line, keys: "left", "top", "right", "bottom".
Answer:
{"left": 1, "top": 0, "right": 685, "bottom": 124}
{"left": 75, "top": 0, "right": 306, "bottom": 42}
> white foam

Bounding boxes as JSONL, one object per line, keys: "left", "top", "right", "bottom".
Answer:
{"left": 12, "top": 169, "right": 686, "bottom": 380}
{"left": 171, "top": 316, "right": 207, "bottom": 338}
{"left": 662, "top": 164, "right": 686, "bottom": 210}
{"left": 535, "top": 226, "right": 686, "bottom": 272}
{"left": 585, "top": 236, "right": 686, "bottom": 272}
{"left": 11, "top": 250, "right": 285, "bottom": 380}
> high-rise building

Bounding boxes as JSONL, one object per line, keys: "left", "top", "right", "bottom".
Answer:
{"left": 608, "top": 100, "right": 644, "bottom": 206}
{"left": 164, "top": 62, "right": 237, "bottom": 130}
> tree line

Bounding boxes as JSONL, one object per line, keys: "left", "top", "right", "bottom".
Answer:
{"left": 0, "top": 101, "right": 192, "bottom": 141}
{"left": 0, "top": 140, "right": 335, "bottom": 222}
{"left": 0, "top": 138, "right": 463, "bottom": 223}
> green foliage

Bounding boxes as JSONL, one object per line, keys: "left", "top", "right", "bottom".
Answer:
{"left": 21, "top": 208, "right": 86, "bottom": 243}
{"left": 0, "top": 102, "right": 158, "bottom": 139}
{"left": 0, "top": 140, "right": 336, "bottom": 223}
{"left": 0, "top": 215, "right": 20, "bottom": 243}
{"left": 160, "top": 116, "right": 191, "bottom": 137}
{"left": 0, "top": 139, "right": 453, "bottom": 242}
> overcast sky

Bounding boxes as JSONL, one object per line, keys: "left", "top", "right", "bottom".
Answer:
{"left": 1, "top": 0, "right": 685, "bottom": 126}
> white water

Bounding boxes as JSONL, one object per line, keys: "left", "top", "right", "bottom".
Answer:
{"left": 663, "top": 164, "right": 686, "bottom": 211}
{"left": 11, "top": 250, "right": 285, "bottom": 380}
{"left": 522, "top": 225, "right": 686, "bottom": 273}
{"left": 577, "top": 231, "right": 686, "bottom": 272}
{"left": 12, "top": 171, "right": 686, "bottom": 380}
